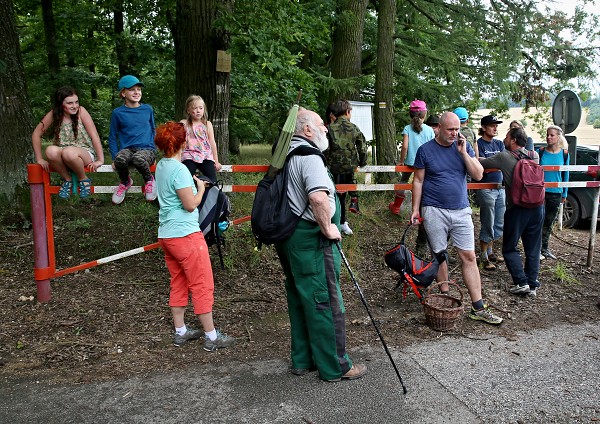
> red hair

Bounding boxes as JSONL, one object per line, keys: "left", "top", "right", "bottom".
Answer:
{"left": 155, "top": 121, "right": 187, "bottom": 157}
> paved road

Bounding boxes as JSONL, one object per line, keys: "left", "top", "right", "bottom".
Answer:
{"left": 1, "top": 321, "right": 598, "bottom": 423}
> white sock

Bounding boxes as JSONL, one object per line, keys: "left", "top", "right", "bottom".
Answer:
{"left": 175, "top": 325, "right": 187, "bottom": 336}
{"left": 205, "top": 329, "right": 217, "bottom": 341}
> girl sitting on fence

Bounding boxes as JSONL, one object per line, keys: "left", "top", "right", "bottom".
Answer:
{"left": 32, "top": 86, "right": 104, "bottom": 199}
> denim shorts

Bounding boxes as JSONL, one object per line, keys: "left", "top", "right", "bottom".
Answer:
{"left": 422, "top": 206, "right": 475, "bottom": 253}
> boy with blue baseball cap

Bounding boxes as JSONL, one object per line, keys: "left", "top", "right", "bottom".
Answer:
{"left": 108, "top": 75, "right": 157, "bottom": 204}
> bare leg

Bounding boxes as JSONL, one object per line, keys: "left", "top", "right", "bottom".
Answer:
{"left": 456, "top": 248, "right": 483, "bottom": 303}
{"left": 436, "top": 261, "right": 449, "bottom": 292}
{"left": 45, "top": 146, "right": 72, "bottom": 181}
{"left": 61, "top": 146, "right": 92, "bottom": 180}
{"left": 197, "top": 312, "right": 215, "bottom": 333}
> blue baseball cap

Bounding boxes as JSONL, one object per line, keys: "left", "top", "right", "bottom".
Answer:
{"left": 453, "top": 107, "right": 469, "bottom": 122}
{"left": 118, "top": 75, "right": 144, "bottom": 90}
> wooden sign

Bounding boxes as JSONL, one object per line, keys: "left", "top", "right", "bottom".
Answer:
{"left": 216, "top": 50, "right": 231, "bottom": 73}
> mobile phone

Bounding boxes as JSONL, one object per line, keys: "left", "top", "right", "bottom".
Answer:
{"left": 456, "top": 130, "right": 464, "bottom": 146}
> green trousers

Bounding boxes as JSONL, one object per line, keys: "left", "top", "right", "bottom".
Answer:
{"left": 275, "top": 218, "right": 352, "bottom": 381}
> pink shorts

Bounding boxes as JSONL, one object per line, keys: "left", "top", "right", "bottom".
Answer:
{"left": 159, "top": 232, "right": 214, "bottom": 315}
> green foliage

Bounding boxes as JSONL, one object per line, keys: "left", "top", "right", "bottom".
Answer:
{"left": 12, "top": 0, "right": 600, "bottom": 152}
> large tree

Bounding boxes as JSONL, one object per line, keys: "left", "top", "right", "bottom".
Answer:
{"left": 175, "top": 0, "right": 232, "bottom": 162}
{"left": 329, "top": 0, "right": 369, "bottom": 101}
{"left": 374, "top": 0, "right": 396, "bottom": 174}
{"left": 0, "top": 0, "right": 34, "bottom": 197}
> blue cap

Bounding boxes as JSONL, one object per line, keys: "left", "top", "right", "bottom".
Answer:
{"left": 453, "top": 107, "right": 469, "bottom": 123}
{"left": 118, "top": 75, "right": 144, "bottom": 90}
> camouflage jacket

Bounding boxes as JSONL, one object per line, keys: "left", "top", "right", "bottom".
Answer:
{"left": 326, "top": 117, "right": 368, "bottom": 175}
{"left": 460, "top": 126, "right": 477, "bottom": 149}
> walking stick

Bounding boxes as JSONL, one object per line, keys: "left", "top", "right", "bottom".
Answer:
{"left": 335, "top": 241, "right": 408, "bottom": 395}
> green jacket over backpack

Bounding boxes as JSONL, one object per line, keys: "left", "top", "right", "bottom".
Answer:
{"left": 326, "top": 116, "right": 368, "bottom": 175}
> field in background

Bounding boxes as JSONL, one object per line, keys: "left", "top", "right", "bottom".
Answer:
{"left": 477, "top": 107, "right": 600, "bottom": 146}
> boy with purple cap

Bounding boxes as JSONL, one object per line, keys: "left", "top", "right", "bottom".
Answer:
{"left": 108, "top": 75, "right": 157, "bottom": 205}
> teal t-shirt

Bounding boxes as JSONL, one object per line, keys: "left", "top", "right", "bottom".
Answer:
{"left": 402, "top": 124, "right": 435, "bottom": 166}
{"left": 537, "top": 148, "right": 570, "bottom": 197}
{"left": 156, "top": 158, "right": 200, "bottom": 238}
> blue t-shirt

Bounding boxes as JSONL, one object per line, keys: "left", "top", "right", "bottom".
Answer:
{"left": 537, "top": 147, "right": 570, "bottom": 197}
{"left": 476, "top": 138, "right": 504, "bottom": 183}
{"left": 402, "top": 124, "right": 436, "bottom": 166}
{"left": 413, "top": 140, "right": 475, "bottom": 209}
{"left": 156, "top": 158, "right": 200, "bottom": 239}
{"left": 108, "top": 103, "right": 156, "bottom": 159}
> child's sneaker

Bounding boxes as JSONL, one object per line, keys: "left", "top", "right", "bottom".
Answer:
{"left": 144, "top": 176, "right": 157, "bottom": 202}
{"left": 112, "top": 177, "right": 133, "bottom": 205}
{"left": 173, "top": 327, "right": 201, "bottom": 347}
{"left": 204, "top": 329, "right": 235, "bottom": 352}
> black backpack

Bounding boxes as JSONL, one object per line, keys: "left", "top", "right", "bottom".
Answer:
{"left": 197, "top": 178, "right": 231, "bottom": 268}
{"left": 251, "top": 144, "right": 325, "bottom": 246}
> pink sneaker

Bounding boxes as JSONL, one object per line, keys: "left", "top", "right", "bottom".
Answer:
{"left": 112, "top": 177, "right": 133, "bottom": 205}
{"left": 144, "top": 176, "right": 157, "bottom": 202}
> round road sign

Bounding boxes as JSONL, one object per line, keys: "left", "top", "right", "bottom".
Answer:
{"left": 552, "top": 89, "right": 582, "bottom": 134}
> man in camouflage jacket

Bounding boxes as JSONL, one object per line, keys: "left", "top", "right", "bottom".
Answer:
{"left": 326, "top": 99, "right": 368, "bottom": 235}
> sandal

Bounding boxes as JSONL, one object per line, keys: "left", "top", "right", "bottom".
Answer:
{"left": 58, "top": 180, "right": 72, "bottom": 199}
{"left": 78, "top": 179, "right": 92, "bottom": 198}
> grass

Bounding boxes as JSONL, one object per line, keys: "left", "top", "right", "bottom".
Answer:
{"left": 9, "top": 143, "right": 403, "bottom": 277}
{"left": 552, "top": 262, "right": 579, "bottom": 285}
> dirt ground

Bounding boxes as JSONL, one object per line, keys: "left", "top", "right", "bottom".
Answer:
{"left": 1, "top": 196, "right": 599, "bottom": 385}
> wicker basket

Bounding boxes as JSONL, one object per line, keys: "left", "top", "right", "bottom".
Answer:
{"left": 423, "top": 281, "right": 464, "bottom": 331}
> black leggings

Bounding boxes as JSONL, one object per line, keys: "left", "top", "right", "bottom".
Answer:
{"left": 183, "top": 159, "right": 218, "bottom": 183}
{"left": 332, "top": 173, "right": 356, "bottom": 224}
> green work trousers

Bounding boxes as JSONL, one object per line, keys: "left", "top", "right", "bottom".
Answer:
{"left": 275, "top": 215, "right": 352, "bottom": 381}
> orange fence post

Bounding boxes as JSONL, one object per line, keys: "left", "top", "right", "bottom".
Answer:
{"left": 28, "top": 164, "right": 53, "bottom": 302}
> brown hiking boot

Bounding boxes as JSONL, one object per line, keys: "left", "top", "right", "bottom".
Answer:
{"left": 325, "top": 363, "right": 368, "bottom": 382}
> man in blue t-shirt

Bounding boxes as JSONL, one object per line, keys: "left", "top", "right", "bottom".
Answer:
{"left": 410, "top": 112, "right": 503, "bottom": 325}
{"left": 474, "top": 115, "right": 506, "bottom": 271}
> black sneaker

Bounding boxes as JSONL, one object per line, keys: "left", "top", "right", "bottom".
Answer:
{"left": 541, "top": 249, "right": 557, "bottom": 260}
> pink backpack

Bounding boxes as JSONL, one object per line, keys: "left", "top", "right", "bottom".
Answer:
{"left": 510, "top": 150, "right": 545, "bottom": 208}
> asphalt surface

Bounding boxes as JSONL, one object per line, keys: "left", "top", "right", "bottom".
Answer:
{"left": 1, "top": 320, "right": 599, "bottom": 423}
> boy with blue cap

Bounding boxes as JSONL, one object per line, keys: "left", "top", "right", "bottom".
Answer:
{"left": 453, "top": 107, "right": 476, "bottom": 149}
{"left": 108, "top": 75, "right": 157, "bottom": 204}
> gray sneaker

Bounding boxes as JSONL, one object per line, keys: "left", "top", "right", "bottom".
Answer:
{"left": 204, "top": 329, "right": 235, "bottom": 352}
{"left": 173, "top": 327, "right": 201, "bottom": 346}
{"left": 468, "top": 305, "right": 503, "bottom": 325}
{"left": 528, "top": 282, "right": 540, "bottom": 298}
{"left": 509, "top": 284, "right": 530, "bottom": 295}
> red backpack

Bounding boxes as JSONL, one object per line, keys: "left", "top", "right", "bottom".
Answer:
{"left": 510, "top": 150, "right": 545, "bottom": 208}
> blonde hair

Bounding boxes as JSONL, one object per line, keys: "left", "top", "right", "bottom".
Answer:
{"left": 547, "top": 125, "right": 568, "bottom": 149}
{"left": 185, "top": 95, "right": 208, "bottom": 126}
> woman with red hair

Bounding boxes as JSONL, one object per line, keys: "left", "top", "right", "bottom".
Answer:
{"left": 155, "top": 121, "right": 234, "bottom": 350}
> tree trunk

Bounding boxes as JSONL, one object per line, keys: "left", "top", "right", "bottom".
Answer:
{"left": 113, "top": 0, "right": 128, "bottom": 77}
{"left": 329, "top": 0, "right": 368, "bottom": 101}
{"left": 0, "top": 0, "right": 34, "bottom": 197}
{"left": 175, "top": 0, "right": 232, "bottom": 164}
{"left": 374, "top": 0, "right": 396, "bottom": 180}
{"left": 41, "top": 0, "right": 60, "bottom": 75}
